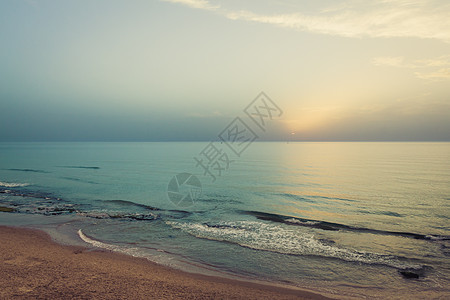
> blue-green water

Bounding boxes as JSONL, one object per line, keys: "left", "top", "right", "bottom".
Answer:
{"left": 1, "top": 142, "right": 449, "bottom": 298}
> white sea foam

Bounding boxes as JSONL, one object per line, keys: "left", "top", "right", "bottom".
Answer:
{"left": 166, "top": 220, "right": 423, "bottom": 270}
{"left": 77, "top": 229, "right": 173, "bottom": 266}
{"left": 0, "top": 181, "right": 29, "bottom": 188}
{"left": 78, "top": 229, "right": 118, "bottom": 251}
{"left": 285, "top": 218, "right": 319, "bottom": 225}
{"left": 78, "top": 229, "right": 145, "bottom": 258}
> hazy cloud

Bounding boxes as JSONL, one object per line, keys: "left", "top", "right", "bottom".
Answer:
{"left": 162, "top": 0, "right": 450, "bottom": 42}
{"left": 414, "top": 68, "right": 450, "bottom": 80}
{"left": 371, "top": 56, "right": 405, "bottom": 67}
{"left": 372, "top": 55, "right": 450, "bottom": 80}
{"left": 162, "top": 0, "right": 219, "bottom": 11}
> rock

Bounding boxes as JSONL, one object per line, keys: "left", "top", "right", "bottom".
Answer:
{"left": 399, "top": 270, "right": 420, "bottom": 279}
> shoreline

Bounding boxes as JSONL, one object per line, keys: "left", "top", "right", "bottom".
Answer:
{"left": 0, "top": 225, "right": 332, "bottom": 299}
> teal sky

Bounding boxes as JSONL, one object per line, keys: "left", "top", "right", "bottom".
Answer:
{"left": 1, "top": 0, "right": 449, "bottom": 141}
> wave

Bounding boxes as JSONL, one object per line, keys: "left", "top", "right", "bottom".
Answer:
{"left": 78, "top": 229, "right": 145, "bottom": 256}
{"left": 6, "top": 168, "right": 50, "bottom": 173}
{"left": 276, "top": 193, "right": 360, "bottom": 205}
{"left": 276, "top": 193, "right": 317, "bottom": 203}
{"left": 77, "top": 230, "right": 193, "bottom": 270}
{"left": 61, "top": 177, "right": 99, "bottom": 185}
{"left": 166, "top": 220, "right": 428, "bottom": 273}
{"left": 308, "top": 195, "right": 357, "bottom": 202}
{"left": 196, "top": 193, "right": 243, "bottom": 205}
{"left": 58, "top": 166, "right": 100, "bottom": 170}
{"left": 98, "top": 199, "right": 192, "bottom": 218}
{"left": 77, "top": 211, "right": 158, "bottom": 221}
{"left": 100, "top": 199, "right": 161, "bottom": 211}
{"left": 0, "top": 181, "right": 29, "bottom": 188}
{"left": 243, "top": 210, "right": 450, "bottom": 241}
{"left": 358, "top": 209, "right": 404, "bottom": 217}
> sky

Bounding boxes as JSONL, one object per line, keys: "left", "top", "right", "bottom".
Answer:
{"left": 1, "top": 0, "right": 449, "bottom": 141}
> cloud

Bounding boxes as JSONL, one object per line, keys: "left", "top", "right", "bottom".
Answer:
{"left": 414, "top": 56, "right": 450, "bottom": 68}
{"left": 372, "top": 55, "right": 450, "bottom": 80}
{"left": 162, "top": 0, "right": 219, "bottom": 11}
{"left": 372, "top": 56, "right": 405, "bottom": 67}
{"left": 414, "top": 68, "right": 450, "bottom": 79}
{"left": 161, "top": 0, "right": 450, "bottom": 42}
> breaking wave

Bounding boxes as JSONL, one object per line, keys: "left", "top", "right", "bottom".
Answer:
{"left": 166, "top": 220, "right": 427, "bottom": 271}
{"left": 243, "top": 210, "right": 450, "bottom": 241}
{"left": 0, "top": 181, "right": 29, "bottom": 188}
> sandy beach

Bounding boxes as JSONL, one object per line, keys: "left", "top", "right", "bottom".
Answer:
{"left": 0, "top": 226, "right": 331, "bottom": 299}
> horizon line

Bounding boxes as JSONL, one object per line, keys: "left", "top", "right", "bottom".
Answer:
{"left": 1, "top": 140, "right": 449, "bottom": 143}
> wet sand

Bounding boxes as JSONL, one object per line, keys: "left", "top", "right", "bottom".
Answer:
{"left": 0, "top": 226, "right": 331, "bottom": 299}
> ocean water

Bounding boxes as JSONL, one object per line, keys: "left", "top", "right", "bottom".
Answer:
{"left": 0, "top": 142, "right": 449, "bottom": 298}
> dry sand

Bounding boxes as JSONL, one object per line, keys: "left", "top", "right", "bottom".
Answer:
{"left": 0, "top": 226, "right": 332, "bottom": 299}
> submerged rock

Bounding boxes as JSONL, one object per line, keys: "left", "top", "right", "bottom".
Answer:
{"left": 399, "top": 267, "right": 427, "bottom": 279}
{"left": 399, "top": 271, "right": 420, "bottom": 279}
{"left": 0, "top": 206, "right": 15, "bottom": 212}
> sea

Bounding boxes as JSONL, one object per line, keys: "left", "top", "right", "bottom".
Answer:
{"left": 0, "top": 142, "right": 449, "bottom": 299}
